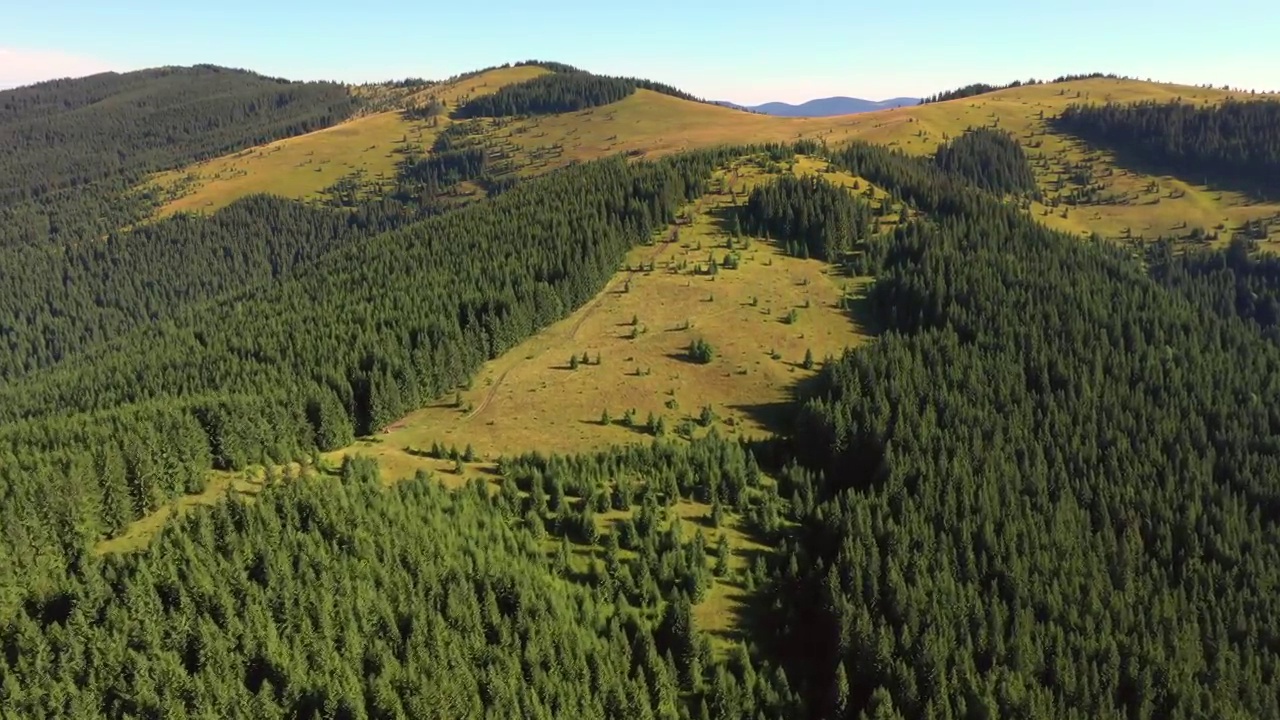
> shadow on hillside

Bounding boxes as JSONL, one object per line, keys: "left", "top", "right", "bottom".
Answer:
{"left": 843, "top": 287, "right": 881, "bottom": 337}
{"left": 706, "top": 205, "right": 743, "bottom": 235}
{"left": 729, "top": 372, "right": 826, "bottom": 436}
{"left": 1051, "top": 128, "right": 1280, "bottom": 203}
{"left": 704, "top": 545, "right": 774, "bottom": 649}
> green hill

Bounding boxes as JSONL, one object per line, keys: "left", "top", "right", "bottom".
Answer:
{"left": 0, "top": 65, "right": 357, "bottom": 247}
{"left": 2, "top": 59, "right": 1280, "bottom": 719}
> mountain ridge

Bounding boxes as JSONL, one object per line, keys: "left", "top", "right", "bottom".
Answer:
{"left": 716, "top": 95, "right": 920, "bottom": 117}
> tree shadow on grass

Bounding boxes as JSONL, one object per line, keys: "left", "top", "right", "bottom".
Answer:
{"left": 576, "top": 418, "right": 654, "bottom": 438}
{"left": 727, "top": 371, "right": 826, "bottom": 436}
{"left": 843, "top": 288, "right": 882, "bottom": 336}
{"left": 665, "top": 350, "right": 706, "bottom": 365}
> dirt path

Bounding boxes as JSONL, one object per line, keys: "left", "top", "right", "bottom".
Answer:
{"left": 463, "top": 367, "right": 511, "bottom": 421}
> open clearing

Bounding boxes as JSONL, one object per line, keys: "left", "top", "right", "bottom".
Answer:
{"left": 325, "top": 156, "right": 878, "bottom": 479}
{"left": 147, "top": 65, "right": 549, "bottom": 216}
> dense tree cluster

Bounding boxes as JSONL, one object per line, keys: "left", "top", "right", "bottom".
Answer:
{"left": 1053, "top": 99, "right": 1280, "bottom": 197}
{"left": 0, "top": 447, "right": 793, "bottom": 718}
{"left": 396, "top": 147, "right": 489, "bottom": 195}
{"left": 0, "top": 65, "right": 357, "bottom": 246}
{"left": 514, "top": 60, "right": 703, "bottom": 102}
{"left": 454, "top": 72, "right": 638, "bottom": 118}
{"left": 741, "top": 175, "right": 874, "bottom": 260}
{"left": 933, "top": 127, "right": 1040, "bottom": 196}
{"left": 918, "top": 73, "right": 1120, "bottom": 104}
{"left": 454, "top": 69, "right": 702, "bottom": 119}
{"left": 757, "top": 141, "right": 1280, "bottom": 718}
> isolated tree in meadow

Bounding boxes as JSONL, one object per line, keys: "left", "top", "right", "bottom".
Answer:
{"left": 569, "top": 354, "right": 580, "bottom": 370}
{"left": 600, "top": 408, "right": 611, "bottom": 426}
{"left": 687, "top": 338, "right": 714, "bottom": 364}
{"left": 802, "top": 348, "right": 815, "bottom": 369}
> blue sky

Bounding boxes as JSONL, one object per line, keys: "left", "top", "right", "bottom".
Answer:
{"left": 2, "top": 0, "right": 1276, "bottom": 103}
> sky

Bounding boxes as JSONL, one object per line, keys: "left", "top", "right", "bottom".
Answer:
{"left": 2, "top": 0, "right": 1277, "bottom": 104}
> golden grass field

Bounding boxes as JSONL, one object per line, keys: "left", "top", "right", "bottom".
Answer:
{"left": 324, "top": 156, "right": 878, "bottom": 479}
{"left": 148, "top": 65, "right": 549, "bottom": 215}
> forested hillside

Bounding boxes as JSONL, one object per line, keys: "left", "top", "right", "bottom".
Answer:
{"left": 4, "top": 57, "right": 1280, "bottom": 720}
{"left": 0, "top": 148, "right": 743, "bottom": 608}
{"left": 767, "top": 142, "right": 1280, "bottom": 718}
{"left": 1149, "top": 236, "right": 1280, "bottom": 341}
{"left": 0, "top": 194, "right": 436, "bottom": 379}
{"left": 0, "top": 444, "right": 797, "bottom": 718}
{"left": 0, "top": 65, "right": 357, "bottom": 246}
{"left": 1053, "top": 99, "right": 1280, "bottom": 197}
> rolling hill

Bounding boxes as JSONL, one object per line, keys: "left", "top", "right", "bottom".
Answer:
{"left": 4, "top": 58, "right": 1280, "bottom": 719}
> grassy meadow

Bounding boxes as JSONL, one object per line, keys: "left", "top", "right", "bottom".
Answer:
{"left": 324, "top": 157, "right": 878, "bottom": 477}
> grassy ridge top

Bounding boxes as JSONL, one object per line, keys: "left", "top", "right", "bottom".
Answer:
{"left": 149, "top": 65, "right": 549, "bottom": 215}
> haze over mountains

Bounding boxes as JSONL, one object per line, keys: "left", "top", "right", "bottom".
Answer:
{"left": 717, "top": 95, "right": 921, "bottom": 117}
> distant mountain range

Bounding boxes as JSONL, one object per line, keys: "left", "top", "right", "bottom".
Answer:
{"left": 715, "top": 96, "right": 921, "bottom": 117}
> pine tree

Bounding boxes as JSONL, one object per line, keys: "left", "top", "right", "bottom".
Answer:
{"left": 714, "top": 536, "right": 730, "bottom": 576}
